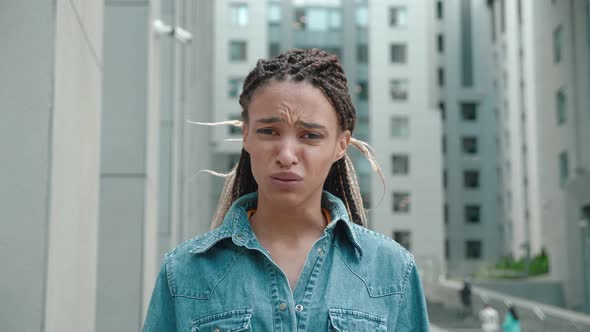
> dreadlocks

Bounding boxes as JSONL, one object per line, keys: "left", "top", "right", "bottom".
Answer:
{"left": 209, "top": 48, "right": 382, "bottom": 229}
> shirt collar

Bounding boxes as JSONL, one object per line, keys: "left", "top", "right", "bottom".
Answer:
{"left": 190, "top": 191, "right": 364, "bottom": 257}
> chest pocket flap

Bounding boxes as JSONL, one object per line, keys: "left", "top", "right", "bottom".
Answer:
{"left": 192, "top": 308, "right": 252, "bottom": 332}
{"left": 328, "top": 308, "right": 387, "bottom": 332}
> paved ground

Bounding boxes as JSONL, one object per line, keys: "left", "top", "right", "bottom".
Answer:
{"left": 428, "top": 300, "right": 481, "bottom": 332}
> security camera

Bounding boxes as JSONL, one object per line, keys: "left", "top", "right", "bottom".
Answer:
{"left": 173, "top": 27, "right": 192, "bottom": 43}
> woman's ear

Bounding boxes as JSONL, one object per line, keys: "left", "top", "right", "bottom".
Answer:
{"left": 336, "top": 130, "right": 351, "bottom": 161}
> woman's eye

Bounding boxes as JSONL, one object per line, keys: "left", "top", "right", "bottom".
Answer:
{"left": 302, "top": 132, "right": 323, "bottom": 140}
{"left": 256, "top": 128, "right": 276, "bottom": 135}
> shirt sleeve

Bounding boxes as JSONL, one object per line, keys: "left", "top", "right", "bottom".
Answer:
{"left": 393, "top": 261, "right": 430, "bottom": 331}
{"left": 143, "top": 258, "right": 177, "bottom": 331}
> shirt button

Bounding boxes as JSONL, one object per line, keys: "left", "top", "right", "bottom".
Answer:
{"left": 295, "top": 304, "right": 304, "bottom": 312}
{"left": 317, "top": 248, "right": 325, "bottom": 256}
{"left": 279, "top": 302, "right": 287, "bottom": 311}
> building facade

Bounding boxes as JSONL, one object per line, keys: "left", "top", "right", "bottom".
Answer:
{"left": 488, "top": 0, "right": 590, "bottom": 312}
{"left": 438, "top": 0, "right": 503, "bottom": 276}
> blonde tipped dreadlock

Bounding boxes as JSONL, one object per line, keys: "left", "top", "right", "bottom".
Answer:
{"left": 208, "top": 48, "right": 384, "bottom": 229}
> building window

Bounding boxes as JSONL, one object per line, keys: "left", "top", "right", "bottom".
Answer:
{"left": 461, "top": 0, "right": 473, "bottom": 86}
{"left": 442, "top": 135, "right": 446, "bottom": 154}
{"left": 437, "top": 1, "right": 443, "bottom": 19}
{"left": 444, "top": 204, "right": 449, "bottom": 224}
{"left": 443, "top": 169, "right": 447, "bottom": 188}
{"left": 390, "top": 7, "right": 407, "bottom": 27}
{"left": 392, "top": 154, "right": 410, "bottom": 175}
{"left": 556, "top": 88, "right": 566, "bottom": 125}
{"left": 465, "top": 205, "right": 481, "bottom": 223}
{"left": 559, "top": 151, "right": 569, "bottom": 186}
{"left": 463, "top": 170, "right": 480, "bottom": 189}
{"left": 228, "top": 78, "right": 243, "bottom": 98}
{"left": 391, "top": 116, "right": 409, "bottom": 138}
{"left": 390, "top": 43, "right": 407, "bottom": 63}
{"left": 390, "top": 79, "right": 409, "bottom": 100}
{"left": 437, "top": 34, "right": 444, "bottom": 53}
{"left": 554, "top": 25, "right": 562, "bottom": 63}
{"left": 228, "top": 114, "right": 242, "bottom": 135}
{"left": 356, "top": 4, "right": 368, "bottom": 28}
{"left": 229, "top": 40, "right": 247, "bottom": 61}
{"left": 500, "top": 0, "right": 506, "bottom": 33}
{"left": 357, "top": 44, "right": 368, "bottom": 64}
{"left": 393, "top": 231, "right": 411, "bottom": 251}
{"left": 445, "top": 239, "right": 449, "bottom": 259}
{"left": 393, "top": 192, "right": 411, "bottom": 213}
{"left": 462, "top": 136, "right": 478, "bottom": 155}
{"left": 269, "top": 43, "right": 280, "bottom": 58}
{"left": 438, "top": 68, "right": 445, "bottom": 86}
{"left": 461, "top": 102, "right": 477, "bottom": 121}
{"left": 465, "top": 240, "right": 482, "bottom": 259}
{"left": 230, "top": 3, "right": 249, "bottom": 27}
{"left": 356, "top": 81, "right": 368, "bottom": 101}
{"left": 268, "top": 3, "right": 281, "bottom": 25}
{"left": 439, "top": 101, "right": 446, "bottom": 120}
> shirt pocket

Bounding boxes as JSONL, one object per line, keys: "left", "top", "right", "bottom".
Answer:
{"left": 191, "top": 308, "right": 252, "bottom": 332}
{"left": 328, "top": 308, "right": 387, "bottom": 332}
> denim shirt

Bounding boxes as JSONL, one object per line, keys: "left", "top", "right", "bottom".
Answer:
{"left": 144, "top": 191, "right": 429, "bottom": 331}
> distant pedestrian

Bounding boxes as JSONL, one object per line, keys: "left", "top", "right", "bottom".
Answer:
{"left": 502, "top": 306, "right": 521, "bottom": 332}
{"left": 459, "top": 280, "right": 472, "bottom": 317}
{"left": 479, "top": 303, "right": 500, "bottom": 332}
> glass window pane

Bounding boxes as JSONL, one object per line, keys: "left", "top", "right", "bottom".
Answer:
{"left": 392, "top": 154, "right": 410, "bottom": 175}
{"left": 230, "top": 41, "right": 247, "bottom": 61}
{"left": 390, "top": 44, "right": 407, "bottom": 63}
{"left": 465, "top": 205, "right": 481, "bottom": 223}
{"left": 357, "top": 44, "right": 368, "bottom": 63}
{"left": 390, "top": 7, "right": 407, "bottom": 27}
{"left": 307, "top": 8, "right": 328, "bottom": 31}
{"left": 390, "top": 79, "right": 409, "bottom": 100}
{"left": 393, "top": 192, "right": 411, "bottom": 213}
{"left": 461, "top": 102, "right": 478, "bottom": 121}
{"left": 268, "top": 3, "right": 282, "bottom": 24}
{"left": 554, "top": 25, "right": 562, "bottom": 63}
{"left": 356, "top": 81, "right": 368, "bottom": 101}
{"left": 391, "top": 116, "right": 409, "bottom": 138}
{"left": 356, "top": 5, "right": 368, "bottom": 28}
{"left": 559, "top": 151, "right": 569, "bottom": 186}
{"left": 230, "top": 4, "right": 248, "bottom": 27}
{"left": 557, "top": 89, "right": 566, "bottom": 124}
{"left": 465, "top": 240, "right": 482, "bottom": 259}
{"left": 228, "top": 78, "right": 244, "bottom": 98}
{"left": 393, "top": 231, "right": 411, "bottom": 251}
{"left": 462, "top": 136, "right": 478, "bottom": 155}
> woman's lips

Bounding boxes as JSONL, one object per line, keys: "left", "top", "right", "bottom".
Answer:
{"left": 270, "top": 172, "right": 302, "bottom": 189}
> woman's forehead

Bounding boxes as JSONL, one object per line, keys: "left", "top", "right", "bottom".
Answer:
{"left": 249, "top": 81, "right": 337, "bottom": 125}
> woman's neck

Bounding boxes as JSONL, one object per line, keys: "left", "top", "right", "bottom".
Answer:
{"left": 249, "top": 191, "right": 326, "bottom": 245}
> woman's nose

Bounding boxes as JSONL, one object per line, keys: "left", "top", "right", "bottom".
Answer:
{"left": 275, "top": 138, "right": 299, "bottom": 167}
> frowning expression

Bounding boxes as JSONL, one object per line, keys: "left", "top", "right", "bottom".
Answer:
{"left": 243, "top": 80, "right": 350, "bottom": 207}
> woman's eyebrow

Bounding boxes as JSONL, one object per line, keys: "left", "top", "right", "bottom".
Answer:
{"left": 255, "top": 117, "right": 327, "bottom": 130}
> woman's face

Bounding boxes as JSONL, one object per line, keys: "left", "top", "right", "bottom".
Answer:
{"left": 243, "top": 81, "right": 351, "bottom": 208}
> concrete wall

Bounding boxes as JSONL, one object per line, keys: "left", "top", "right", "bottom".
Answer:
{"left": 96, "top": 0, "right": 156, "bottom": 331}
{"left": 0, "top": 1, "right": 56, "bottom": 330}
{"left": 0, "top": 0, "right": 104, "bottom": 331}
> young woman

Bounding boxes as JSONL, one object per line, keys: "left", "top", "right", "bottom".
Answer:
{"left": 144, "top": 48, "right": 429, "bottom": 331}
